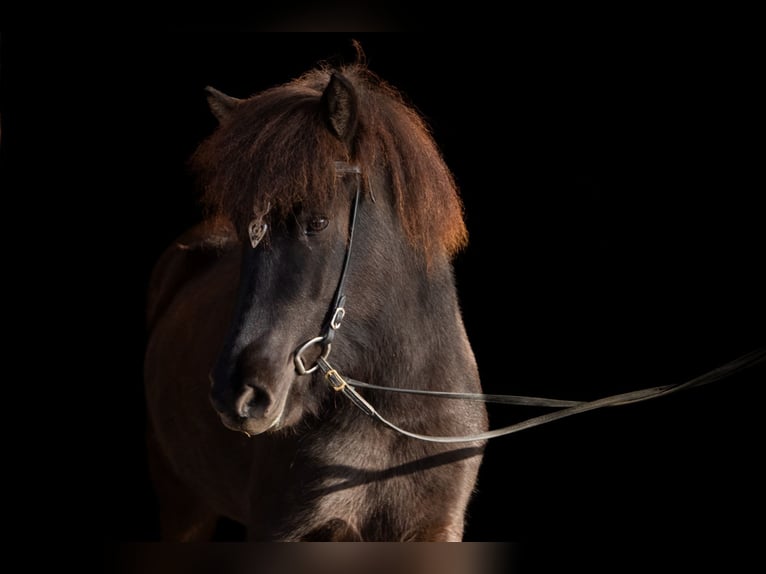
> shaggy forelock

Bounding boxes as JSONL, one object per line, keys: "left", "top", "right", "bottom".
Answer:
{"left": 191, "top": 63, "right": 468, "bottom": 260}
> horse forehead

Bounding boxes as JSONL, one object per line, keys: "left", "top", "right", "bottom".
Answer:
{"left": 252, "top": 182, "right": 351, "bottom": 219}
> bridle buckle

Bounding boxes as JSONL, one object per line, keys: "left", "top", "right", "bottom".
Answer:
{"left": 330, "top": 307, "right": 345, "bottom": 330}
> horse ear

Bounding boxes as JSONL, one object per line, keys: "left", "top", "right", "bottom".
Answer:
{"left": 320, "top": 72, "right": 359, "bottom": 147}
{"left": 205, "top": 86, "right": 243, "bottom": 123}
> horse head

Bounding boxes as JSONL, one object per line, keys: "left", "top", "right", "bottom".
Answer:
{"left": 204, "top": 73, "right": 365, "bottom": 436}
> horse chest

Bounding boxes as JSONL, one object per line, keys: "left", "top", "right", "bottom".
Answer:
{"left": 249, "top": 430, "right": 470, "bottom": 541}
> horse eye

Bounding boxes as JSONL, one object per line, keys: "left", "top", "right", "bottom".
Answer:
{"left": 305, "top": 216, "right": 329, "bottom": 235}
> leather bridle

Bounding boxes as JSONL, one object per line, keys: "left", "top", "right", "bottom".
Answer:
{"left": 290, "top": 163, "right": 766, "bottom": 443}
{"left": 293, "top": 161, "right": 362, "bottom": 376}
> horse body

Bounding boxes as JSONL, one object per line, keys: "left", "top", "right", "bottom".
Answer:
{"left": 144, "top": 57, "right": 488, "bottom": 541}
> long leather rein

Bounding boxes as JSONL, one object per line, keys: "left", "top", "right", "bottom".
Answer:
{"left": 315, "top": 349, "right": 765, "bottom": 443}
{"left": 291, "top": 163, "right": 766, "bottom": 443}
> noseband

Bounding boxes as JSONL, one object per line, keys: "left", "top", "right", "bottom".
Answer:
{"left": 289, "top": 163, "right": 766, "bottom": 443}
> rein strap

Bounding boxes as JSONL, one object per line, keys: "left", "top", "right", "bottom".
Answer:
{"left": 317, "top": 349, "right": 765, "bottom": 444}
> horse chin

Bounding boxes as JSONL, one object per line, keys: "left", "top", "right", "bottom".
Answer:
{"left": 217, "top": 410, "right": 285, "bottom": 437}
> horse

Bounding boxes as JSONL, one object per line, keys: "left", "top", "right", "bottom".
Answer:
{"left": 143, "top": 56, "right": 489, "bottom": 541}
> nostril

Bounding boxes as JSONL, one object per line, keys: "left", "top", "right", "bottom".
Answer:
{"left": 235, "top": 384, "right": 272, "bottom": 419}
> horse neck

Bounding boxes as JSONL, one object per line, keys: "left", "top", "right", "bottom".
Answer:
{"left": 344, "top": 253, "right": 478, "bottom": 394}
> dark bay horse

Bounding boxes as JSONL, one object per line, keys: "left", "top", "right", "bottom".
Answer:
{"left": 144, "top": 59, "right": 488, "bottom": 541}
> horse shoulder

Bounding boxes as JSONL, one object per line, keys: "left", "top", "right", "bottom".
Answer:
{"left": 145, "top": 220, "right": 238, "bottom": 333}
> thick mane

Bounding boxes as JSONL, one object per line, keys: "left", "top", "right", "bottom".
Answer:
{"left": 191, "top": 62, "right": 468, "bottom": 260}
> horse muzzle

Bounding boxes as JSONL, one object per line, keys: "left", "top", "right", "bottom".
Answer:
{"left": 209, "top": 373, "right": 289, "bottom": 436}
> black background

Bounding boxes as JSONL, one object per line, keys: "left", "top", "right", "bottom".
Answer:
{"left": 5, "top": 31, "right": 761, "bottom": 546}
